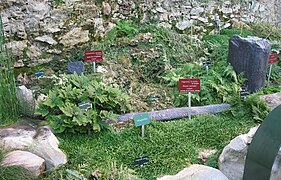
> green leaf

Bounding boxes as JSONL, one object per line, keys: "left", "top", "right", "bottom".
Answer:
{"left": 59, "top": 102, "right": 75, "bottom": 117}
{"left": 35, "top": 106, "right": 49, "bottom": 116}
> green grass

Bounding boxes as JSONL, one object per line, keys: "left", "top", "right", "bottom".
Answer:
{"left": 0, "top": 15, "right": 20, "bottom": 126}
{"left": 45, "top": 108, "right": 256, "bottom": 180}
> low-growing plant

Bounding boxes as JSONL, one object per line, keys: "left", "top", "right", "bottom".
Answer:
{"left": 35, "top": 73, "right": 131, "bottom": 134}
{"left": 163, "top": 61, "right": 243, "bottom": 106}
{"left": 252, "top": 23, "right": 281, "bottom": 41}
{"left": 245, "top": 94, "right": 271, "bottom": 123}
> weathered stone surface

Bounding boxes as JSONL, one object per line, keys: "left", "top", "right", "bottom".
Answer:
{"left": 0, "top": 122, "right": 67, "bottom": 171}
{"left": 67, "top": 61, "right": 85, "bottom": 75}
{"left": 176, "top": 20, "right": 191, "bottom": 30}
{"left": 60, "top": 27, "right": 90, "bottom": 47}
{"left": 158, "top": 164, "right": 229, "bottom": 180}
{"left": 218, "top": 125, "right": 281, "bottom": 180}
{"left": 6, "top": 40, "right": 28, "bottom": 57}
{"left": 1, "top": 0, "right": 281, "bottom": 67}
{"left": 102, "top": 2, "right": 111, "bottom": 15}
{"left": 16, "top": 85, "right": 35, "bottom": 116}
{"left": 261, "top": 92, "right": 281, "bottom": 110}
{"left": 1, "top": 150, "right": 45, "bottom": 177}
{"left": 31, "top": 126, "right": 67, "bottom": 169}
{"left": 35, "top": 35, "right": 58, "bottom": 45}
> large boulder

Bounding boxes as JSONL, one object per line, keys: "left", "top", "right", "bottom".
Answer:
{"left": 0, "top": 120, "right": 67, "bottom": 171}
{"left": 158, "top": 164, "right": 229, "bottom": 180}
{"left": 1, "top": 150, "right": 45, "bottom": 177}
{"left": 218, "top": 125, "right": 281, "bottom": 180}
{"left": 16, "top": 85, "right": 35, "bottom": 116}
{"left": 31, "top": 126, "right": 67, "bottom": 169}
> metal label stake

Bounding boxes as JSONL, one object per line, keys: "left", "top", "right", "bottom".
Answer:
{"left": 142, "top": 125, "right": 144, "bottom": 138}
{"left": 93, "top": 62, "right": 96, "bottom": 73}
{"left": 188, "top": 92, "right": 191, "bottom": 120}
{"left": 267, "top": 64, "right": 273, "bottom": 86}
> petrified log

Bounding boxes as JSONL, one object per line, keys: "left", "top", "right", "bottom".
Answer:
{"left": 116, "top": 103, "right": 231, "bottom": 123}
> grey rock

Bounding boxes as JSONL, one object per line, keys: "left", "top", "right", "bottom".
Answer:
{"left": 14, "top": 59, "right": 25, "bottom": 68}
{"left": 156, "top": 6, "right": 167, "bottom": 13}
{"left": 26, "top": 45, "right": 42, "bottom": 59}
{"left": 67, "top": 61, "right": 85, "bottom": 75}
{"left": 176, "top": 20, "right": 191, "bottom": 30}
{"left": 60, "top": 28, "right": 90, "bottom": 47}
{"left": 31, "top": 126, "right": 67, "bottom": 170}
{"left": 1, "top": 150, "right": 45, "bottom": 177}
{"left": 6, "top": 40, "right": 28, "bottom": 57}
{"left": 0, "top": 124, "right": 67, "bottom": 170}
{"left": 102, "top": 2, "right": 111, "bottom": 15}
{"left": 218, "top": 126, "right": 281, "bottom": 180}
{"left": 35, "top": 35, "right": 58, "bottom": 45}
{"left": 220, "top": 7, "right": 233, "bottom": 14}
{"left": 261, "top": 92, "right": 281, "bottom": 110}
{"left": 16, "top": 85, "right": 35, "bottom": 116}
{"left": 190, "top": 7, "right": 204, "bottom": 15}
{"left": 158, "top": 164, "right": 229, "bottom": 180}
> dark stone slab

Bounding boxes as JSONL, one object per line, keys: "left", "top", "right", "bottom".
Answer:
{"left": 67, "top": 62, "right": 84, "bottom": 75}
{"left": 228, "top": 35, "right": 271, "bottom": 93}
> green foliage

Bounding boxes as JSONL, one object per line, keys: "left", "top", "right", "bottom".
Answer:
{"left": 0, "top": 15, "right": 19, "bottom": 125}
{"left": 252, "top": 23, "right": 281, "bottom": 41}
{"left": 258, "top": 86, "right": 281, "bottom": 95}
{"left": 163, "top": 61, "right": 243, "bottom": 106}
{"left": 202, "top": 28, "right": 253, "bottom": 61}
{"left": 35, "top": 73, "right": 131, "bottom": 134}
{"left": 105, "top": 20, "right": 139, "bottom": 44}
{"left": 45, "top": 111, "right": 255, "bottom": 180}
{"left": 220, "top": 28, "right": 253, "bottom": 37}
{"left": 95, "top": 22, "right": 201, "bottom": 83}
{"left": 245, "top": 94, "right": 271, "bottom": 123}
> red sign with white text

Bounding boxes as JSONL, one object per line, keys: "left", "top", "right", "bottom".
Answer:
{"left": 178, "top": 78, "right": 201, "bottom": 92}
{"left": 85, "top": 50, "right": 103, "bottom": 62}
{"left": 268, "top": 54, "right": 278, "bottom": 65}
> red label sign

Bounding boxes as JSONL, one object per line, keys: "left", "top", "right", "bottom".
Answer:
{"left": 268, "top": 54, "right": 278, "bottom": 64}
{"left": 85, "top": 50, "right": 103, "bottom": 62}
{"left": 178, "top": 78, "right": 201, "bottom": 92}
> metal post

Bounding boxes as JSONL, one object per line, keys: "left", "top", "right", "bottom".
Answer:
{"left": 142, "top": 125, "right": 144, "bottom": 138}
{"left": 188, "top": 92, "right": 191, "bottom": 120}
{"left": 268, "top": 64, "right": 273, "bottom": 86}
{"left": 93, "top": 62, "right": 96, "bottom": 73}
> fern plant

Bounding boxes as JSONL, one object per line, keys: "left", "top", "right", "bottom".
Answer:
{"left": 36, "top": 73, "right": 131, "bottom": 134}
{"left": 163, "top": 61, "right": 243, "bottom": 106}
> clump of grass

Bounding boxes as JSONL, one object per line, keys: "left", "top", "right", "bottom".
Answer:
{"left": 0, "top": 15, "right": 19, "bottom": 126}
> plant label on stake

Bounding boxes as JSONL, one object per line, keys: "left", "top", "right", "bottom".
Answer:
{"left": 133, "top": 113, "right": 151, "bottom": 138}
{"left": 133, "top": 156, "right": 149, "bottom": 167}
{"left": 203, "top": 60, "right": 211, "bottom": 76}
{"left": 34, "top": 71, "right": 45, "bottom": 77}
{"left": 78, "top": 101, "right": 92, "bottom": 111}
{"left": 267, "top": 54, "right": 278, "bottom": 86}
{"left": 240, "top": 90, "right": 250, "bottom": 101}
{"left": 85, "top": 50, "right": 103, "bottom": 73}
{"left": 178, "top": 78, "right": 201, "bottom": 120}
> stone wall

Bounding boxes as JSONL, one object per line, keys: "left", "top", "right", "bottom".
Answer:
{"left": 0, "top": 0, "right": 280, "bottom": 67}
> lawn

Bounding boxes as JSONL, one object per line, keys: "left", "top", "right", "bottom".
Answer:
{"left": 45, "top": 108, "right": 256, "bottom": 179}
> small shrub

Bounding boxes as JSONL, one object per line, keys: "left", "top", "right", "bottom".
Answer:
{"left": 35, "top": 73, "right": 131, "bottom": 134}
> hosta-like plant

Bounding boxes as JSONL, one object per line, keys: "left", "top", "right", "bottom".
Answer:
{"left": 36, "top": 73, "right": 131, "bottom": 134}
